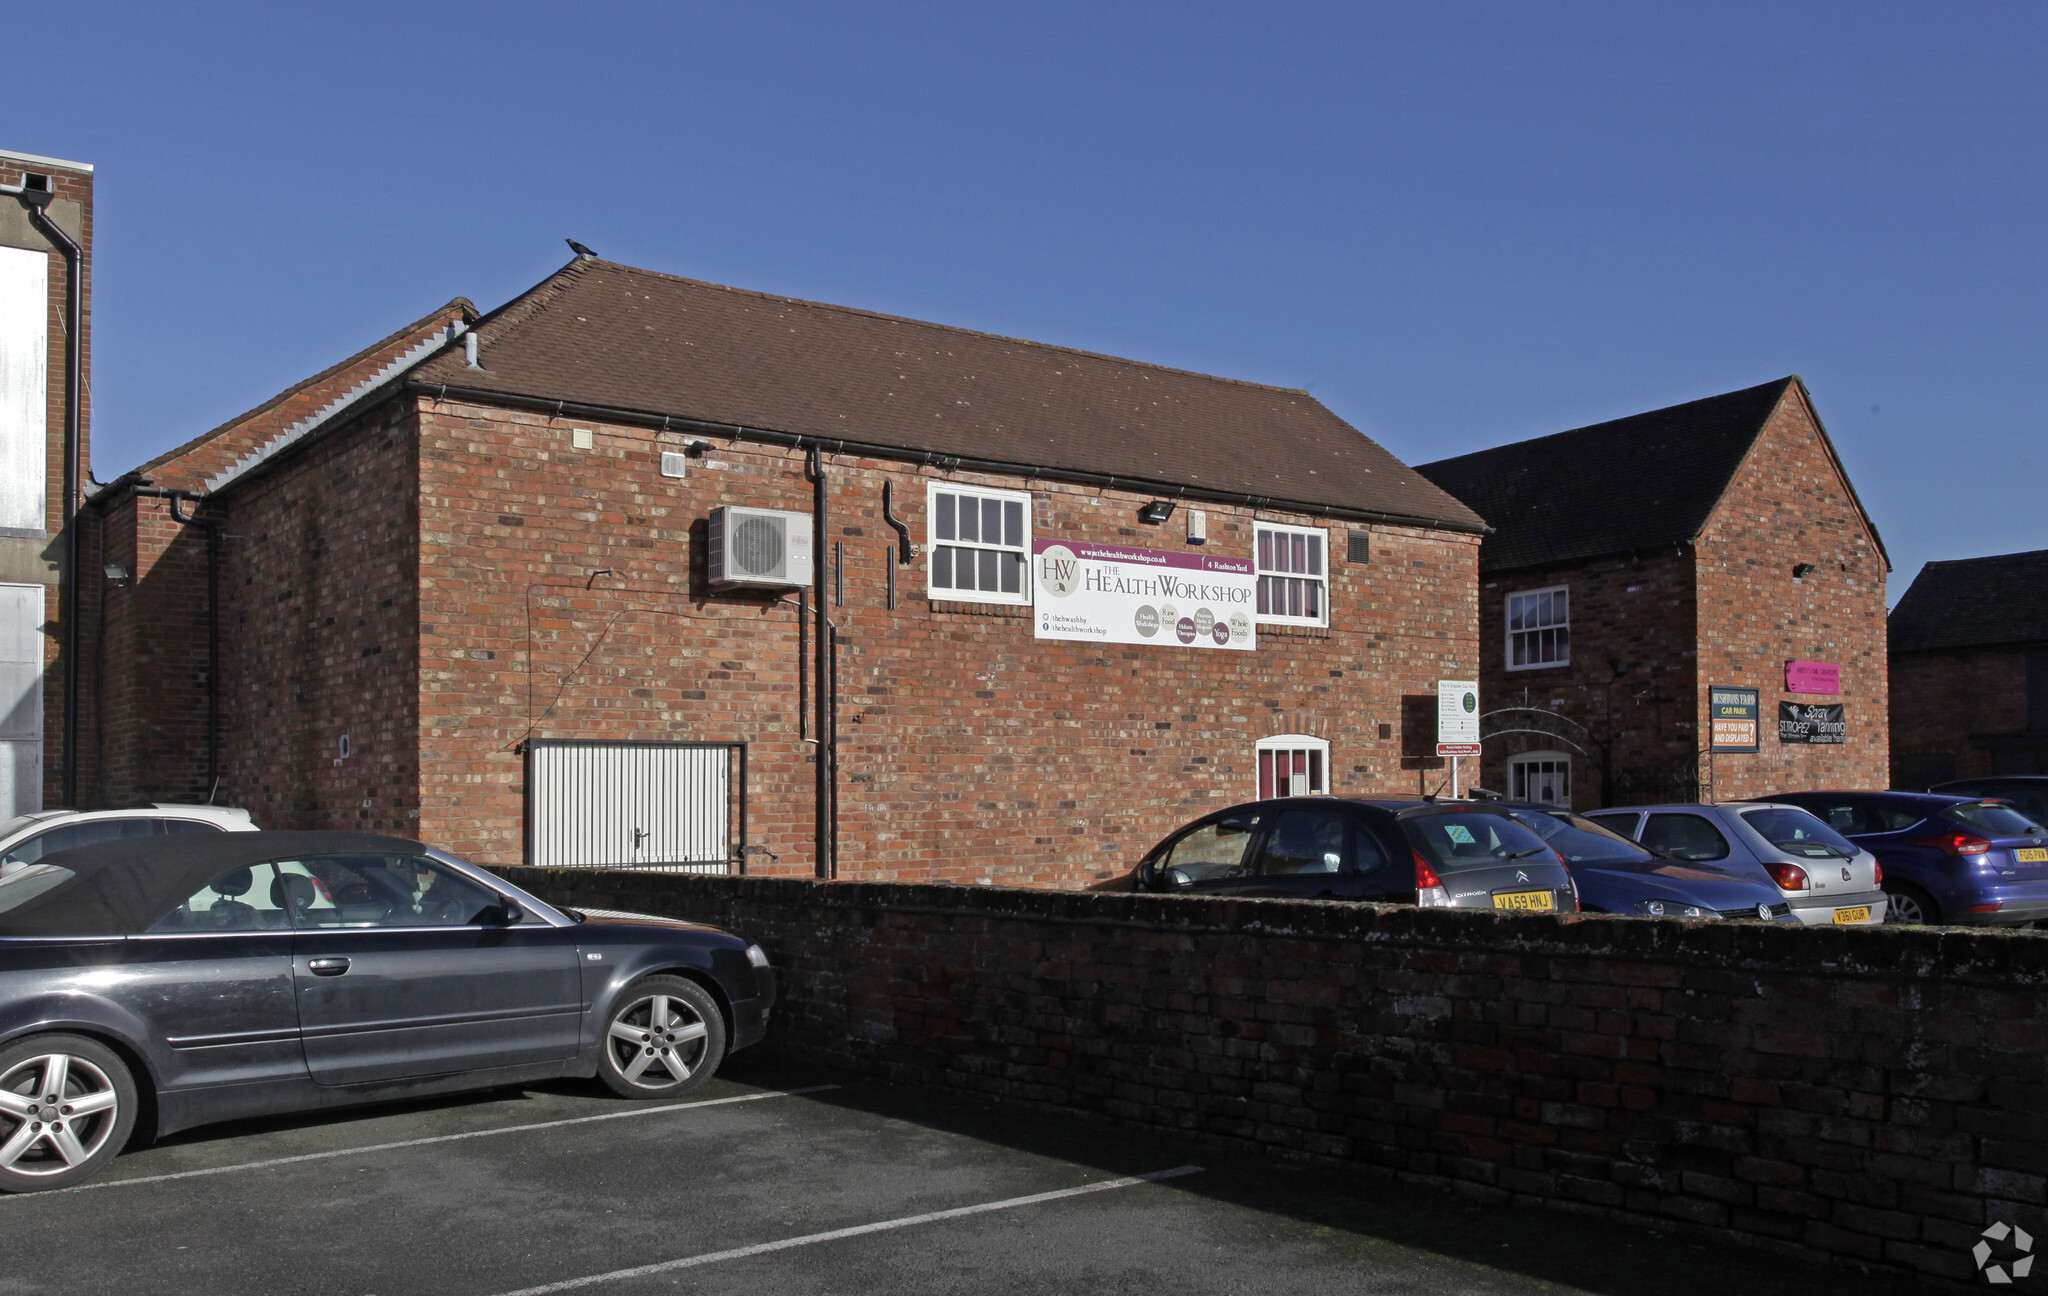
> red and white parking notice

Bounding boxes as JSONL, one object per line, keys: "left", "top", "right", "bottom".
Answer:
{"left": 1033, "top": 539, "right": 1257, "bottom": 650}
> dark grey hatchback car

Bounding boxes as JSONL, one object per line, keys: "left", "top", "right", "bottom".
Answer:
{"left": 0, "top": 831, "right": 774, "bottom": 1192}
{"left": 1098, "top": 797, "right": 1579, "bottom": 915}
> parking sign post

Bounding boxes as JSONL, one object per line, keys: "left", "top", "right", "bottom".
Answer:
{"left": 1436, "top": 680, "right": 1481, "bottom": 798}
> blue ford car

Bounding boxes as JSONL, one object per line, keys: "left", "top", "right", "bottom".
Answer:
{"left": 1494, "top": 803, "right": 1792, "bottom": 920}
{"left": 1758, "top": 791, "right": 2048, "bottom": 927}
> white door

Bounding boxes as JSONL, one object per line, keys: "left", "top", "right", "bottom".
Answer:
{"left": 0, "top": 584, "right": 43, "bottom": 819}
{"left": 528, "top": 740, "right": 732, "bottom": 870}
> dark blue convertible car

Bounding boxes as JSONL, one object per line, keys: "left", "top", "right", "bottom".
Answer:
{"left": 0, "top": 831, "right": 773, "bottom": 1192}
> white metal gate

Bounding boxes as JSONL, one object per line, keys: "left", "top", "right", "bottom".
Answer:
{"left": 0, "top": 584, "right": 42, "bottom": 821}
{"left": 527, "top": 740, "right": 742, "bottom": 872}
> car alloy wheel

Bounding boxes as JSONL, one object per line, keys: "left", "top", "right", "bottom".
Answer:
{"left": 597, "top": 975, "right": 726, "bottom": 1100}
{"left": 1883, "top": 884, "right": 1935, "bottom": 926}
{"left": 0, "top": 1033, "right": 138, "bottom": 1192}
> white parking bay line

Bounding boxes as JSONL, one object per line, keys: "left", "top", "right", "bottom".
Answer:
{"left": 20, "top": 1085, "right": 838, "bottom": 1199}
{"left": 489, "top": 1165, "right": 1206, "bottom": 1296}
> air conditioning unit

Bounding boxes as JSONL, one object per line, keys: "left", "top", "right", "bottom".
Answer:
{"left": 708, "top": 506, "right": 814, "bottom": 589}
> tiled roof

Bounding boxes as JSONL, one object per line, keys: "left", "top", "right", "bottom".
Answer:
{"left": 409, "top": 258, "right": 1485, "bottom": 530}
{"left": 1891, "top": 549, "right": 2048, "bottom": 652}
{"left": 1413, "top": 379, "right": 1797, "bottom": 572}
{"left": 130, "top": 300, "right": 474, "bottom": 491}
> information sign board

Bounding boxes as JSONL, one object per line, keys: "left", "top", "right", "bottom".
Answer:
{"left": 1437, "top": 680, "right": 1479, "bottom": 755}
{"left": 1784, "top": 660, "right": 1841, "bottom": 695}
{"left": 1709, "top": 685, "right": 1760, "bottom": 753}
{"left": 1032, "top": 540, "right": 1256, "bottom": 650}
{"left": 1779, "top": 702, "right": 1847, "bottom": 744}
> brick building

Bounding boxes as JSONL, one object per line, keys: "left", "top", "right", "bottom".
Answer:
{"left": 1415, "top": 378, "right": 1890, "bottom": 809}
{"left": 86, "top": 255, "right": 1486, "bottom": 883}
{"left": 1, "top": 148, "right": 93, "bottom": 819}
{"left": 1887, "top": 548, "right": 2048, "bottom": 787}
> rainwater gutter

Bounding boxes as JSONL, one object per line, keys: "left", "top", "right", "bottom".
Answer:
{"left": 404, "top": 382, "right": 1493, "bottom": 537}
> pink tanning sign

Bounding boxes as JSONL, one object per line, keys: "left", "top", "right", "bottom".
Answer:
{"left": 1784, "top": 660, "right": 1841, "bottom": 695}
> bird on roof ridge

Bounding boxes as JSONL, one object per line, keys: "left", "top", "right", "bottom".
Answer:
{"left": 566, "top": 239, "right": 597, "bottom": 258}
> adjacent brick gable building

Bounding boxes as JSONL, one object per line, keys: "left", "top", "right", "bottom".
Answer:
{"left": 1416, "top": 378, "right": 1890, "bottom": 808}
{"left": 1887, "top": 548, "right": 2048, "bottom": 786}
{"left": 86, "top": 256, "right": 1486, "bottom": 884}
{"left": 1, "top": 148, "right": 93, "bottom": 819}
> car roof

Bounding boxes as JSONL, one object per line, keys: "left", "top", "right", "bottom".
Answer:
{"left": 1746, "top": 790, "right": 1971, "bottom": 806}
{"left": 1596, "top": 802, "right": 1784, "bottom": 814}
{"left": 0, "top": 830, "right": 425, "bottom": 938}
{"left": 1933, "top": 776, "right": 2048, "bottom": 785}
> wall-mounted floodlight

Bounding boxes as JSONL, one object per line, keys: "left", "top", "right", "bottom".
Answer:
{"left": 103, "top": 563, "right": 131, "bottom": 586}
{"left": 1138, "top": 500, "right": 1175, "bottom": 525}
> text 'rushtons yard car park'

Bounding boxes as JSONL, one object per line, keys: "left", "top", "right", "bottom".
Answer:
{"left": 3, "top": 33, "right": 2047, "bottom": 1290}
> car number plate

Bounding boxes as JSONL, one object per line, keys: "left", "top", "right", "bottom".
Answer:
{"left": 1832, "top": 906, "right": 1871, "bottom": 924}
{"left": 1493, "top": 890, "right": 1555, "bottom": 912}
{"left": 2016, "top": 847, "right": 2048, "bottom": 863}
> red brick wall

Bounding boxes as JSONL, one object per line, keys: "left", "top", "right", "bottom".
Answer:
{"left": 206, "top": 402, "right": 421, "bottom": 831}
{"left": 413, "top": 396, "right": 1482, "bottom": 882}
{"left": 1692, "top": 391, "right": 1889, "bottom": 798}
{"left": 84, "top": 496, "right": 216, "bottom": 804}
{"left": 503, "top": 867, "right": 2048, "bottom": 1283}
{"left": 1889, "top": 645, "right": 2031, "bottom": 783}
{"left": 1479, "top": 548, "right": 1698, "bottom": 809}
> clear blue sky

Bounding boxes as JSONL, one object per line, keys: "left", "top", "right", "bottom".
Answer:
{"left": 15, "top": 2, "right": 2045, "bottom": 599}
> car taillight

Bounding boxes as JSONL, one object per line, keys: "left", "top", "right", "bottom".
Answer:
{"left": 1766, "top": 861, "right": 1810, "bottom": 891}
{"left": 1413, "top": 850, "right": 1443, "bottom": 889}
{"left": 1911, "top": 831, "right": 1994, "bottom": 857}
{"left": 1873, "top": 860, "right": 1883, "bottom": 884}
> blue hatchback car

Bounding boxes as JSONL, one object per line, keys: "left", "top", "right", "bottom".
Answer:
{"left": 1495, "top": 803, "right": 1792, "bottom": 920}
{"left": 1758, "top": 791, "right": 2048, "bottom": 926}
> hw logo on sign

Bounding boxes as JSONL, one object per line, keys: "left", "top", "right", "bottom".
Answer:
{"left": 1974, "top": 1221, "right": 2035, "bottom": 1284}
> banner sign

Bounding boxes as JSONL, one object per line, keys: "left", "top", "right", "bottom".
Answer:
{"left": 1032, "top": 540, "right": 1256, "bottom": 650}
{"left": 1437, "top": 680, "right": 1479, "bottom": 754}
{"left": 1778, "top": 702, "right": 1847, "bottom": 744}
{"left": 1709, "top": 685, "right": 1760, "bottom": 753}
{"left": 1784, "top": 660, "right": 1841, "bottom": 694}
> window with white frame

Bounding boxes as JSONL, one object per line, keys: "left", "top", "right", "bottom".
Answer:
{"left": 1505, "top": 585, "right": 1569, "bottom": 670}
{"left": 1255, "top": 523, "right": 1327, "bottom": 626}
{"left": 927, "top": 482, "right": 1032, "bottom": 605}
{"left": 1509, "top": 751, "right": 1571, "bottom": 808}
{"left": 1256, "top": 733, "right": 1329, "bottom": 798}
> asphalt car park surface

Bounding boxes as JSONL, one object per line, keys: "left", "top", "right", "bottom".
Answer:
{"left": 7, "top": 1056, "right": 1929, "bottom": 1296}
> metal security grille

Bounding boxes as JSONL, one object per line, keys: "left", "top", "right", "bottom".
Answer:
{"left": 527, "top": 740, "right": 745, "bottom": 873}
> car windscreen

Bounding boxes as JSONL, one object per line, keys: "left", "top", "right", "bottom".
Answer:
{"left": 1505, "top": 810, "right": 1658, "bottom": 865}
{"left": 1943, "top": 801, "right": 2045, "bottom": 837}
{"left": 1739, "top": 807, "right": 1857, "bottom": 859}
{"left": 1403, "top": 812, "right": 1555, "bottom": 872}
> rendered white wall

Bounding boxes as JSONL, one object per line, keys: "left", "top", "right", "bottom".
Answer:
{"left": 0, "top": 246, "right": 48, "bottom": 535}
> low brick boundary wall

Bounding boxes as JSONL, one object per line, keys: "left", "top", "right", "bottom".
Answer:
{"left": 499, "top": 869, "right": 2048, "bottom": 1280}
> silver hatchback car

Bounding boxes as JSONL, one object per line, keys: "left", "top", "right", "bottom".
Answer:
{"left": 1585, "top": 802, "right": 1887, "bottom": 927}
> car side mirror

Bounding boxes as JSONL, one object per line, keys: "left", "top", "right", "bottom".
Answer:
{"left": 1164, "top": 867, "right": 1193, "bottom": 888}
{"left": 495, "top": 901, "right": 523, "bottom": 925}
